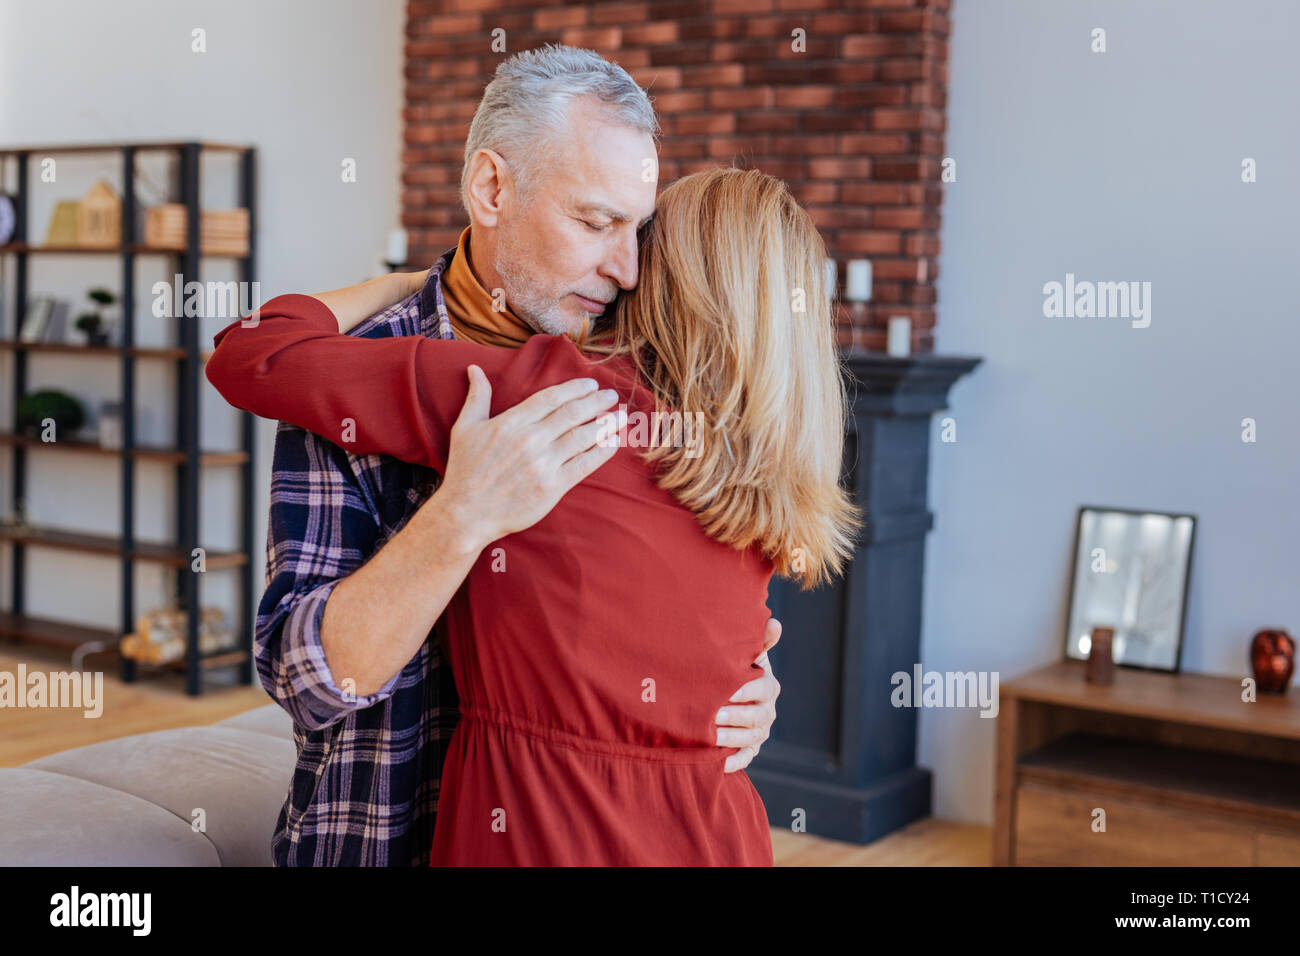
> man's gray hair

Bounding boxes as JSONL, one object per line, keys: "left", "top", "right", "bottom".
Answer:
{"left": 460, "top": 44, "right": 660, "bottom": 216}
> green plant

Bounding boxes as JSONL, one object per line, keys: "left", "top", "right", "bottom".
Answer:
{"left": 78, "top": 287, "right": 116, "bottom": 344}
{"left": 17, "top": 389, "right": 84, "bottom": 437}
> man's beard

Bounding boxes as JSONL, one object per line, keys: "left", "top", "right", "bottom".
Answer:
{"left": 492, "top": 231, "right": 610, "bottom": 339}
{"left": 493, "top": 233, "right": 580, "bottom": 337}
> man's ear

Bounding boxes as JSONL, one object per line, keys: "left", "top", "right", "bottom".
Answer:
{"left": 465, "top": 148, "right": 511, "bottom": 228}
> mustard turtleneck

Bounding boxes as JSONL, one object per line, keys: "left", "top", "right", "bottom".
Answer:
{"left": 443, "top": 226, "right": 534, "bottom": 348}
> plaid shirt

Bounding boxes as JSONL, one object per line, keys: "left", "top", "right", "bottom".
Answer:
{"left": 254, "top": 250, "right": 459, "bottom": 866}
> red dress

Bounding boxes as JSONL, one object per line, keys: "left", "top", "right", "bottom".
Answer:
{"left": 209, "top": 295, "right": 775, "bottom": 866}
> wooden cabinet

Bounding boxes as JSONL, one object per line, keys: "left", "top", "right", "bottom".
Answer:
{"left": 995, "top": 661, "right": 1300, "bottom": 866}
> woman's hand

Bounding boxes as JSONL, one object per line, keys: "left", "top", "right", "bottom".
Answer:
{"left": 716, "top": 617, "right": 782, "bottom": 772}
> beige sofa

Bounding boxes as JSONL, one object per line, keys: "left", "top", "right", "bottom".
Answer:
{"left": 0, "top": 704, "right": 296, "bottom": 866}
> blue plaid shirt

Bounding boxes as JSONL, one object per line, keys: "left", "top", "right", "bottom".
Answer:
{"left": 252, "top": 250, "right": 458, "bottom": 866}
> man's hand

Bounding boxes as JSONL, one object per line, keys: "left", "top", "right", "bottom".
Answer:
{"left": 716, "top": 617, "right": 782, "bottom": 773}
{"left": 437, "top": 365, "right": 625, "bottom": 552}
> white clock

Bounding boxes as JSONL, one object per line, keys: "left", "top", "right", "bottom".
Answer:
{"left": 0, "top": 193, "right": 15, "bottom": 245}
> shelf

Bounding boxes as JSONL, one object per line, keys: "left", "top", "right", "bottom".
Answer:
{"left": 1018, "top": 731, "right": 1300, "bottom": 827}
{"left": 0, "top": 140, "right": 250, "bottom": 156}
{"left": 0, "top": 339, "right": 214, "bottom": 360}
{"left": 0, "top": 525, "right": 247, "bottom": 569}
{"left": 0, "top": 610, "right": 246, "bottom": 671}
{"left": 0, "top": 609, "right": 117, "bottom": 651}
{"left": 0, "top": 431, "right": 248, "bottom": 466}
{"left": 0, "top": 242, "right": 248, "bottom": 259}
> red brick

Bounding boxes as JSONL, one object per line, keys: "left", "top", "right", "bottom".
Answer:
{"left": 613, "top": 48, "right": 650, "bottom": 68}
{"left": 715, "top": 0, "right": 775, "bottom": 10}
{"left": 624, "top": 21, "right": 680, "bottom": 44}
{"left": 873, "top": 157, "right": 938, "bottom": 179}
{"left": 672, "top": 113, "right": 737, "bottom": 135}
{"left": 905, "top": 234, "right": 941, "bottom": 257}
{"left": 708, "top": 86, "right": 776, "bottom": 109}
{"left": 879, "top": 58, "right": 931, "bottom": 81}
{"left": 424, "top": 13, "right": 481, "bottom": 35}
{"left": 802, "top": 112, "right": 870, "bottom": 132}
{"left": 872, "top": 107, "right": 944, "bottom": 131}
{"left": 713, "top": 39, "right": 797, "bottom": 62}
{"left": 534, "top": 7, "right": 587, "bottom": 29}
{"left": 660, "top": 138, "right": 708, "bottom": 159}
{"left": 649, "top": 44, "right": 714, "bottom": 66}
{"left": 682, "top": 63, "right": 745, "bottom": 86}
{"left": 843, "top": 35, "right": 917, "bottom": 57}
{"left": 870, "top": 258, "right": 924, "bottom": 280}
{"left": 698, "top": 18, "right": 747, "bottom": 39}
{"left": 772, "top": 134, "right": 837, "bottom": 155}
{"left": 403, "top": 166, "right": 457, "bottom": 185}
{"left": 830, "top": 63, "right": 880, "bottom": 84}
{"left": 872, "top": 207, "right": 936, "bottom": 229}
{"left": 841, "top": 182, "right": 921, "bottom": 204}
{"left": 706, "top": 135, "right": 772, "bottom": 157}
{"left": 837, "top": 232, "right": 901, "bottom": 255}
{"left": 840, "top": 133, "right": 911, "bottom": 154}
{"left": 736, "top": 112, "right": 802, "bottom": 132}
{"left": 773, "top": 85, "right": 834, "bottom": 107}
{"left": 810, "top": 157, "right": 871, "bottom": 178}
{"left": 591, "top": 2, "right": 650, "bottom": 25}
{"left": 809, "top": 12, "right": 879, "bottom": 33}
{"left": 651, "top": 90, "right": 710, "bottom": 111}
{"left": 630, "top": 66, "right": 682, "bottom": 89}
{"left": 791, "top": 181, "right": 837, "bottom": 204}
{"left": 742, "top": 16, "right": 788, "bottom": 38}
{"left": 808, "top": 206, "right": 873, "bottom": 229}
{"left": 834, "top": 86, "right": 909, "bottom": 108}
{"left": 878, "top": 11, "right": 926, "bottom": 32}
{"left": 561, "top": 26, "right": 622, "bottom": 49}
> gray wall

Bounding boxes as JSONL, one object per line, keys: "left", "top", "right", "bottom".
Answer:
{"left": 922, "top": 0, "right": 1300, "bottom": 823}
{"left": 0, "top": 0, "right": 405, "bottom": 639}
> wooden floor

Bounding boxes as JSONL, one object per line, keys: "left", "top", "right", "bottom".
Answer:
{"left": 1, "top": 642, "right": 992, "bottom": 865}
{"left": 0, "top": 642, "right": 270, "bottom": 767}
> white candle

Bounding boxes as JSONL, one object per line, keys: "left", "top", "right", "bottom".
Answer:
{"left": 846, "top": 259, "right": 872, "bottom": 302}
{"left": 887, "top": 316, "right": 912, "bottom": 357}
{"left": 823, "top": 258, "right": 837, "bottom": 297}
{"left": 386, "top": 228, "right": 408, "bottom": 266}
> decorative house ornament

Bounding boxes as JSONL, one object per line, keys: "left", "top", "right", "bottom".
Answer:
{"left": 77, "top": 179, "right": 120, "bottom": 248}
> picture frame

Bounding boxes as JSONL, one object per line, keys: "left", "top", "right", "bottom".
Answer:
{"left": 1063, "top": 505, "right": 1197, "bottom": 673}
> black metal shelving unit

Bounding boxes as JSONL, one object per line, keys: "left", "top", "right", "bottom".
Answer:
{"left": 0, "top": 140, "right": 257, "bottom": 695}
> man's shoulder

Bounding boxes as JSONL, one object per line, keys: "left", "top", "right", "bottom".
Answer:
{"left": 349, "top": 291, "right": 430, "bottom": 341}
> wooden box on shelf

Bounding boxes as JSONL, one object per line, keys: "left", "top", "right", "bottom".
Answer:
{"left": 143, "top": 203, "right": 249, "bottom": 256}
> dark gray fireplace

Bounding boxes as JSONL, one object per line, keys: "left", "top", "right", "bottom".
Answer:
{"left": 749, "top": 352, "right": 981, "bottom": 844}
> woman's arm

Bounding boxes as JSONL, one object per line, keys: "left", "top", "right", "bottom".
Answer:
{"left": 207, "top": 294, "right": 622, "bottom": 476}
{"left": 308, "top": 269, "right": 429, "bottom": 333}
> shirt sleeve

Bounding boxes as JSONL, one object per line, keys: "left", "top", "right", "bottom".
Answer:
{"left": 206, "top": 293, "right": 583, "bottom": 473}
{"left": 253, "top": 421, "right": 403, "bottom": 731}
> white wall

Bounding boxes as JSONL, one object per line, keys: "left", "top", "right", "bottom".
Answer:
{"left": 0, "top": 0, "right": 405, "bottom": 643}
{"left": 923, "top": 0, "right": 1300, "bottom": 823}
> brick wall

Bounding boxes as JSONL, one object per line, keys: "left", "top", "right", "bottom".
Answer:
{"left": 403, "top": 0, "right": 951, "bottom": 352}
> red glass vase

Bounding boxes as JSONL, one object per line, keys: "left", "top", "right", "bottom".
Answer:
{"left": 1251, "top": 629, "right": 1295, "bottom": 694}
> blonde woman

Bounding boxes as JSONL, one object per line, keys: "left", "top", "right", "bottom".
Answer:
{"left": 207, "top": 168, "right": 860, "bottom": 866}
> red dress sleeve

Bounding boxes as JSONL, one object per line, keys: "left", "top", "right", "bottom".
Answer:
{"left": 205, "top": 293, "right": 589, "bottom": 474}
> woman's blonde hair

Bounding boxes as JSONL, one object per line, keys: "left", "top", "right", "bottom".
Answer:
{"left": 589, "top": 167, "right": 861, "bottom": 589}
